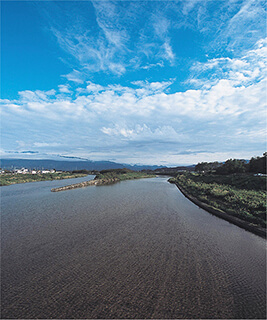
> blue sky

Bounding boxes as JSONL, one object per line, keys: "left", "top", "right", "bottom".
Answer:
{"left": 1, "top": 0, "right": 266, "bottom": 165}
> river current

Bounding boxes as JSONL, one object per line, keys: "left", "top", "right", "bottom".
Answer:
{"left": 1, "top": 176, "right": 266, "bottom": 319}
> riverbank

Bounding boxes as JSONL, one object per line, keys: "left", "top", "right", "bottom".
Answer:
{"left": 169, "top": 173, "right": 266, "bottom": 238}
{"left": 51, "top": 169, "right": 155, "bottom": 192}
{"left": 0, "top": 172, "right": 88, "bottom": 186}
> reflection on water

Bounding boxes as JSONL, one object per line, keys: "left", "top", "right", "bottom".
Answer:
{"left": 1, "top": 176, "right": 266, "bottom": 319}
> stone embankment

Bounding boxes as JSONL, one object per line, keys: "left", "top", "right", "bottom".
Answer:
{"left": 51, "top": 178, "right": 119, "bottom": 192}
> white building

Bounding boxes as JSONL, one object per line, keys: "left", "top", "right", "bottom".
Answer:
{"left": 41, "top": 170, "right": 50, "bottom": 174}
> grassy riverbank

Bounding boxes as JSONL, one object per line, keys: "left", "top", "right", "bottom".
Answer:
{"left": 95, "top": 168, "right": 155, "bottom": 181}
{"left": 169, "top": 172, "right": 266, "bottom": 229}
{"left": 0, "top": 172, "right": 88, "bottom": 186}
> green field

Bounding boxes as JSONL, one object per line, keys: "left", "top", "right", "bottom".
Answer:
{"left": 169, "top": 172, "right": 266, "bottom": 228}
{"left": 0, "top": 172, "right": 88, "bottom": 186}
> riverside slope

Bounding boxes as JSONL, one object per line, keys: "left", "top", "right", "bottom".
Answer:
{"left": 169, "top": 179, "right": 266, "bottom": 238}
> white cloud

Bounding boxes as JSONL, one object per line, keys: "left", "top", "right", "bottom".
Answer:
{"left": 2, "top": 73, "right": 265, "bottom": 164}
{"left": 2, "top": 71, "right": 265, "bottom": 125}
{"left": 86, "top": 82, "right": 105, "bottom": 93}
{"left": 45, "top": 1, "right": 183, "bottom": 77}
{"left": 101, "top": 124, "right": 189, "bottom": 146}
{"left": 223, "top": 0, "right": 266, "bottom": 51}
{"left": 18, "top": 89, "right": 56, "bottom": 103}
{"left": 33, "top": 142, "right": 61, "bottom": 148}
{"left": 50, "top": 4, "right": 128, "bottom": 76}
{"left": 189, "top": 38, "right": 267, "bottom": 87}
{"left": 153, "top": 15, "right": 170, "bottom": 38}
{"left": 161, "top": 42, "right": 175, "bottom": 64}
{"left": 33, "top": 0, "right": 265, "bottom": 84}
{"left": 92, "top": 1, "right": 129, "bottom": 50}
{"left": 140, "top": 61, "right": 164, "bottom": 70}
{"left": 58, "top": 85, "right": 71, "bottom": 94}
{"left": 131, "top": 80, "right": 174, "bottom": 94}
{"left": 62, "top": 70, "right": 84, "bottom": 84}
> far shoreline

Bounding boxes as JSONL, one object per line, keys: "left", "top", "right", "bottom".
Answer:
{"left": 0, "top": 172, "right": 89, "bottom": 186}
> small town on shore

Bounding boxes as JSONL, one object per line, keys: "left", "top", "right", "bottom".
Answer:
{"left": 0, "top": 168, "right": 63, "bottom": 175}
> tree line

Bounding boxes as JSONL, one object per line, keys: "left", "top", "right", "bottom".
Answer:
{"left": 195, "top": 153, "right": 266, "bottom": 174}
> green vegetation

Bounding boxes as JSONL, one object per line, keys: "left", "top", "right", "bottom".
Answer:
{"left": 0, "top": 172, "right": 88, "bottom": 186}
{"left": 195, "top": 161, "right": 222, "bottom": 173}
{"left": 169, "top": 172, "right": 266, "bottom": 228}
{"left": 95, "top": 168, "right": 155, "bottom": 181}
{"left": 195, "top": 153, "right": 266, "bottom": 175}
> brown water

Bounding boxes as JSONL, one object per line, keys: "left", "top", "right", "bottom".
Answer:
{"left": 1, "top": 176, "right": 266, "bottom": 319}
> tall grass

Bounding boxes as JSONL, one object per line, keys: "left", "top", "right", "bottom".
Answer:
{"left": 95, "top": 170, "right": 154, "bottom": 181}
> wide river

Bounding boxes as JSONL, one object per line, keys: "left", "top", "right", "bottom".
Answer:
{"left": 1, "top": 176, "right": 266, "bottom": 319}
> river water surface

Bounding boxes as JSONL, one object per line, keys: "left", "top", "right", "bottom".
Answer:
{"left": 1, "top": 176, "right": 266, "bottom": 319}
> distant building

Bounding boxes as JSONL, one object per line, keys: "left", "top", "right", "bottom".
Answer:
{"left": 41, "top": 170, "right": 50, "bottom": 174}
{"left": 14, "top": 168, "right": 29, "bottom": 174}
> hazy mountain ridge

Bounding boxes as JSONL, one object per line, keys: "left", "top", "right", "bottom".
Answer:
{"left": 0, "top": 159, "right": 164, "bottom": 171}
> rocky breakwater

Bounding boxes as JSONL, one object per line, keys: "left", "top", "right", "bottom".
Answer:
{"left": 51, "top": 177, "right": 119, "bottom": 192}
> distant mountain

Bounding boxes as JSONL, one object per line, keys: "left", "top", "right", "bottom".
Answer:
{"left": 0, "top": 159, "right": 164, "bottom": 171}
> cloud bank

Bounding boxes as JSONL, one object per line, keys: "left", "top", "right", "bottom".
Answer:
{"left": 1, "top": 38, "right": 266, "bottom": 165}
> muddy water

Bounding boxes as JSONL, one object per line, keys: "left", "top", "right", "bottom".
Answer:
{"left": 1, "top": 176, "right": 266, "bottom": 319}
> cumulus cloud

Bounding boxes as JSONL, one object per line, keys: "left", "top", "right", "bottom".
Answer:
{"left": 101, "top": 124, "right": 186, "bottom": 143}
{"left": 58, "top": 84, "right": 71, "bottom": 94}
{"left": 86, "top": 82, "right": 105, "bottom": 93}
{"left": 1, "top": 44, "right": 266, "bottom": 164}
